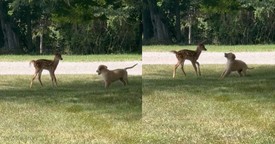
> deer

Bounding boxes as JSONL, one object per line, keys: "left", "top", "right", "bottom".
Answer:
{"left": 29, "top": 53, "right": 63, "bottom": 88}
{"left": 171, "top": 43, "right": 207, "bottom": 78}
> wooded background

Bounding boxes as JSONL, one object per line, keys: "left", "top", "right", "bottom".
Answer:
{"left": 143, "top": 0, "right": 275, "bottom": 45}
{"left": 0, "top": 0, "right": 141, "bottom": 54}
{"left": 1, "top": 0, "right": 275, "bottom": 54}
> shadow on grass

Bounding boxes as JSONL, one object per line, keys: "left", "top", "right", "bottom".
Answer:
{"left": 0, "top": 75, "right": 142, "bottom": 121}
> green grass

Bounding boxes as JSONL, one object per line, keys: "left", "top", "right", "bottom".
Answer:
{"left": 143, "top": 45, "right": 275, "bottom": 52}
{"left": 0, "top": 75, "right": 141, "bottom": 143}
{"left": 0, "top": 54, "right": 141, "bottom": 62}
{"left": 142, "top": 64, "right": 275, "bottom": 143}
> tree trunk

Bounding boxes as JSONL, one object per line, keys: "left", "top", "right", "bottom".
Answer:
{"left": 26, "top": 7, "right": 34, "bottom": 52}
{"left": 40, "top": 33, "right": 43, "bottom": 54}
{"left": 188, "top": 14, "right": 192, "bottom": 44}
{"left": 142, "top": 0, "right": 153, "bottom": 44}
{"left": 175, "top": 0, "right": 181, "bottom": 43}
{"left": 0, "top": 1, "right": 21, "bottom": 53}
{"left": 147, "top": 0, "right": 171, "bottom": 44}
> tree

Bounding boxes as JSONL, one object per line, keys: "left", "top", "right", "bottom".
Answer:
{"left": 0, "top": 0, "right": 142, "bottom": 54}
{"left": 0, "top": 1, "right": 21, "bottom": 53}
{"left": 142, "top": 0, "right": 171, "bottom": 44}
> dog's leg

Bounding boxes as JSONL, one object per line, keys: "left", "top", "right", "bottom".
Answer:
{"left": 223, "top": 69, "right": 231, "bottom": 78}
{"left": 243, "top": 69, "right": 247, "bottom": 76}
{"left": 120, "top": 78, "right": 127, "bottom": 86}
{"left": 220, "top": 69, "right": 231, "bottom": 79}
{"left": 220, "top": 70, "right": 226, "bottom": 79}
{"left": 104, "top": 81, "right": 111, "bottom": 88}
{"left": 237, "top": 70, "right": 243, "bottom": 77}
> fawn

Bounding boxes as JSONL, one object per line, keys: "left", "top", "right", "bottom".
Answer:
{"left": 30, "top": 53, "right": 63, "bottom": 88}
{"left": 171, "top": 43, "right": 207, "bottom": 78}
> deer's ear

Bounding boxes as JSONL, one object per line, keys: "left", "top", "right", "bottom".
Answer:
{"left": 199, "top": 40, "right": 206, "bottom": 45}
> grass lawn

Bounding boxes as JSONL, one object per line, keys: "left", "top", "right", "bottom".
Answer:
{"left": 143, "top": 45, "right": 275, "bottom": 52}
{"left": 0, "top": 54, "right": 141, "bottom": 62}
{"left": 0, "top": 75, "right": 141, "bottom": 143}
{"left": 142, "top": 64, "right": 275, "bottom": 143}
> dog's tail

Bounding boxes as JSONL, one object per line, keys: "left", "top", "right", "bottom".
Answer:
{"left": 170, "top": 50, "right": 178, "bottom": 54}
{"left": 124, "top": 63, "right": 138, "bottom": 70}
{"left": 29, "top": 60, "right": 35, "bottom": 67}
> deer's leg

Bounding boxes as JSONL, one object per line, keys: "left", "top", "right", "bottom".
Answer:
{"left": 30, "top": 69, "right": 39, "bottom": 88}
{"left": 180, "top": 60, "right": 186, "bottom": 76}
{"left": 196, "top": 61, "right": 201, "bottom": 76}
{"left": 49, "top": 71, "right": 57, "bottom": 87}
{"left": 38, "top": 70, "right": 43, "bottom": 86}
{"left": 173, "top": 62, "right": 181, "bottom": 78}
{"left": 53, "top": 73, "right": 58, "bottom": 86}
{"left": 191, "top": 61, "right": 198, "bottom": 76}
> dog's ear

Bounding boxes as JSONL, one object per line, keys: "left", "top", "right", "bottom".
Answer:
{"left": 104, "top": 66, "right": 108, "bottom": 69}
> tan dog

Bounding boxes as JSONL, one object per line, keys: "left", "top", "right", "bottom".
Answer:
{"left": 96, "top": 64, "right": 138, "bottom": 88}
{"left": 220, "top": 53, "right": 252, "bottom": 79}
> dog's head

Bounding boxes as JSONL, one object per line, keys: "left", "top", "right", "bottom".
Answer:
{"left": 197, "top": 43, "right": 207, "bottom": 51}
{"left": 96, "top": 65, "right": 108, "bottom": 75}
{"left": 224, "top": 53, "right": 236, "bottom": 60}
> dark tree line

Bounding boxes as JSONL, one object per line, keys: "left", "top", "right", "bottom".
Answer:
{"left": 0, "top": 0, "right": 142, "bottom": 54}
{"left": 142, "top": 0, "right": 275, "bottom": 45}
{"left": 1, "top": 0, "right": 274, "bottom": 54}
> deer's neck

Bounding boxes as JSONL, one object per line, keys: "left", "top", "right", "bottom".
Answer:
{"left": 195, "top": 49, "right": 202, "bottom": 60}
{"left": 52, "top": 59, "right": 60, "bottom": 70}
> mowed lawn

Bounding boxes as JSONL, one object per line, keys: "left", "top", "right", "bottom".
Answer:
{"left": 0, "top": 75, "right": 141, "bottom": 143}
{"left": 142, "top": 64, "right": 275, "bottom": 143}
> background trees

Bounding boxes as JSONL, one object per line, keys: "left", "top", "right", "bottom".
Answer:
{"left": 142, "top": 0, "right": 275, "bottom": 45}
{"left": 1, "top": 0, "right": 274, "bottom": 54}
{"left": 0, "top": 0, "right": 141, "bottom": 54}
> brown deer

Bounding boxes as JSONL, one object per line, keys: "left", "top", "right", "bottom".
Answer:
{"left": 29, "top": 53, "right": 63, "bottom": 88}
{"left": 171, "top": 44, "right": 207, "bottom": 78}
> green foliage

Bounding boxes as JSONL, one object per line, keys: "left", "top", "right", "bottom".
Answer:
{"left": 0, "top": 0, "right": 141, "bottom": 54}
{"left": 143, "top": 0, "right": 275, "bottom": 45}
{"left": 0, "top": 54, "right": 141, "bottom": 62}
{"left": 142, "top": 44, "right": 275, "bottom": 52}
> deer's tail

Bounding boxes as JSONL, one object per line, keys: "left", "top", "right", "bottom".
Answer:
{"left": 124, "top": 63, "right": 138, "bottom": 70}
{"left": 29, "top": 60, "right": 35, "bottom": 67}
{"left": 170, "top": 50, "right": 178, "bottom": 54}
